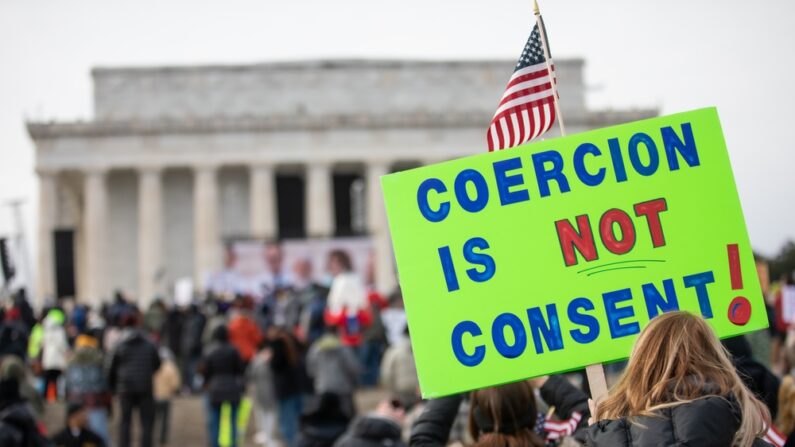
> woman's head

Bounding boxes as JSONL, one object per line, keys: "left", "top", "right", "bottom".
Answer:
{"left": 468, "top": 380, "right": 543, "bottom": 447}
{"left": 327, "top": 249, "right": 353, "bottom": 276}
{"left": 595, "top": 311, "right": 768, "bottom": 445}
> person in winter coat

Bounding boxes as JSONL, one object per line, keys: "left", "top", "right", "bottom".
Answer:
{"left": 723, "top": 334, "right": 782, "bottom": 420}
{"left": 249, "top": 347, "right": 277, "bottom": 446}
{"left": 588, "top": 311, "right": 772, "bottom": 446}
{"left": 0, "top": 376, "right": 50, "bottom": 447}
{"left": 324, "top": 250, "right": 372, "bottom": 348}
{"left": 380, "top": 330, "right": 420, "bottom": 408}
{"left": 334, "top": 399, "right": 405, "bottom": 447}
{"left": 269, "top": 328, "right": 306, "bottom": 447}
{"left": 306, "top": 326, "right": 360, "bottom": 417}
{"left": 410, "top": 375, "right": 589, "bottom": 446}
{"left": 198, "top": 325, "right": 246, "bottom": 447}
{"left": 153, "top": 347, "right": 181, "bottom": 446}
{"left": 292, "top": 258, "right": 329, "bottom": 345}
{"left": 179, "top": 304, "right": 206, "bottom": 392}
{"left": 106, "top": 314, "right": 161, "bottom": 447}
{"left": 0, "top": 307, "right": 30, "bottom": 361}
{"left": 42, "top": 309, "right": 69, "bottom": 401}
{"left": 227, "top": 298, "right": 264, "bottom": 364}
{"left": 1, "top": 354, "right": 45, "bottom": 421}
{"left": 297, "top": 392, "right": 354, "bottom": 447}
{"left": 65, "top": 335, "right": 111, "bottom": 446}
{"left": 142, "top": 300, "right": 167, "bottom": 341}
{"left": 51, "top": 402, "right": 106, "bottom": 447}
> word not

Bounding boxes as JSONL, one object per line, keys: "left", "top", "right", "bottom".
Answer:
{"left": 450, "top": 270, "right": 715, "bottom": 367}
{"left": 417, "top": 123, "right": 699, "bottom": 223}
{"left": 555, "top": 198, "right": 669, "bottom": 267}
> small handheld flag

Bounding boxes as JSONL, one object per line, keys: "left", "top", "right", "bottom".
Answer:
{"left": 487, "top": 7, "right": 559, "bottom": 151}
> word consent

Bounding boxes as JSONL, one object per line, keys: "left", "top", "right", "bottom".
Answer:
{"left": 451, "top": 269, "right": 716, "bottom": 367}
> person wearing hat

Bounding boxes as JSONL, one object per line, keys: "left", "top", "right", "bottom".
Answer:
{"left": 0, "top": 354, "right": 44, "bottom": 420}
{"left": 51, "top": 402, "right": 106, "bottom": 447}
{"left": 42, "top": 308, "right": 69, "bottom": 402}
{"left": 198, "top": 325, "right": 246, "bottom": 447}
{"left": 65, "top": 333, "right": 111, "bottom": 446}
{"left": 0, "top": 375, "right": 50, "bottom": 446}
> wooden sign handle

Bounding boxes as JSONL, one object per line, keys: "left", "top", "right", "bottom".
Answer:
{"left": 586, "top": 363, "right": 609, "bottom": 402}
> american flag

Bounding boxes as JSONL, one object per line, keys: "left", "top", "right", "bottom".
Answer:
{"left": 487, "top": 19, "right": 557, "bottom": 151}
{"left": 763, "top": 424, "right": 785, "bottom": 447}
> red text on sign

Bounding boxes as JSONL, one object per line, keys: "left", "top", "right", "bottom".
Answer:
{"left": 555, "top": 198, "right": 669, "bottom": 267}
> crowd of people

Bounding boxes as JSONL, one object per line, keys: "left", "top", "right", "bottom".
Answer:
{"left": 2, "top": 245, "right": 795, "bottom": 447}
{"left": 0, "top": 246, "right": 417, "bottom": 447}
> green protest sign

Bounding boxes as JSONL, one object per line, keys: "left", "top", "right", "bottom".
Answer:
{"left": 381, "top": 107, "right": 766, "bottom": 398}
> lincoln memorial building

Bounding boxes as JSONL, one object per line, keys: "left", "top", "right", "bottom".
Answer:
{"left": 27, "top": 59, "right": 655, "bottom": 307}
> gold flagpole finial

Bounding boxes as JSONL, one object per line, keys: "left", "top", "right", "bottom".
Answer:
{"left": 533, "top": 0, "right": 540, "bottom": 16}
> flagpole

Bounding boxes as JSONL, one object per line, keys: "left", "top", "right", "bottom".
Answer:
{"left": 533, "top": 0, "right": 566, "bottom": 137}
{"left": 535, "top": 0, "right": 606, "bottom": 401}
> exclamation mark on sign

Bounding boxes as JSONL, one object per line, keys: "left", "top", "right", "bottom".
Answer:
{"left": 727, "top": 243, "right": 751, "bottom": 326}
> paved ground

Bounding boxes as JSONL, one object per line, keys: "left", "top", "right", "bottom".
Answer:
{"left": 43, "top": 388, "right": 389, "bottom": 447}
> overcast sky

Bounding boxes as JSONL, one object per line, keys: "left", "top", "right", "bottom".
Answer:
{"left": 0, "top": 0, "right": 793, "bottom": 260}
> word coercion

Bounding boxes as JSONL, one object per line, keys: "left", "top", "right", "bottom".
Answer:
{"left": 416, "top": 122, "right": 698, "bottom": 223}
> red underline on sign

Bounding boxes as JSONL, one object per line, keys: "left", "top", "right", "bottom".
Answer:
{"left": 577, "top": 259, "right": 666, "bottom": 276}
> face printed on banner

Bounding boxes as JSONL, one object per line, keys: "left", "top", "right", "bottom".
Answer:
{"left": 265, "top": 243, "right": 284, "bottom": 274}
{"left": 224, "top": 246, "right": 236, "bottom": 269}
{"left": 381, "top": 107, "right": 766, "bottom": 398}
{"left": 292, "top": 258, "right": 313, "bottom": 286}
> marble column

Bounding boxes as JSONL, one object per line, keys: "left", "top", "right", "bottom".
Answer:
{"left": 36, "top": 170, "right": 57, "bottom": 304}
{"left": 366, "top": 162, "right": 396, "bottom": 293}
{"left": 83, "top": 168, "right": 108, "bottom": 306}
{"left": 305, "top": 163, "right": 334, "bottom": 238}
{"left": 249, "top": 163, "right": 277, "bottom": 239}
{"left": 193, "top": 164, "right": 220, "bottom": 288}
{"left": 137, "top": 167, "right": 162, "bottom": 307}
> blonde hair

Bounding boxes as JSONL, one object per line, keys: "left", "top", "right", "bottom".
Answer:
{"left": 778, "top": 375, "right": 795, "bottom": 435}
{"left": 594, "top": 311, "right": 769, "bottom": 446}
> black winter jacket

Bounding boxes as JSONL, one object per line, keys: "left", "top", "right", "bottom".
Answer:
{"left": 0, "top": 379, "right": 51, "bottom": 447}
{"left": 297, "top": 392, "right": 354, "bottom": 447}
{"left": 409, "top": 375, "right": 589, "bottom": 446}
{"left": 334, "top": 415, "right": 405, "bottom": 447}
{"left": 106, "top": 330, "right": 161, "bottom": 395}
{"left": 200, "top": 342, "right": 246, "bottom": 405}
{"left": 586, "top": 395, "right": 772, "bottom": 447}
{"left": 270, "top": 336, "right": 306, "bottom": 400}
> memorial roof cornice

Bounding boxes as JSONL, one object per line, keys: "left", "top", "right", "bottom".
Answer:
{"left": 90, "top": 58, "right": 585, "bottom": 75}
{"left": 27, "top": 109, "right": 657, "bottom": 139}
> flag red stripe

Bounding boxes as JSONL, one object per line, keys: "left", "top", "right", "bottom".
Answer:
{"left": 507, "top": 64, "right": 555, "bottom": 89}
{"left": 492, "top": 95, "right": 555, "bottom": 124}
{"left": 499, "top": 81, "right": 554, "bottom": 108}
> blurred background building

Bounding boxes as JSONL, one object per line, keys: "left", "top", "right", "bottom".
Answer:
{"left": 26, "top": 58, "right": 655, "bottom": 307}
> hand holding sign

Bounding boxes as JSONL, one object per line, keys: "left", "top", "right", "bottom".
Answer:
{"left": 382, "top": 108, "right": 766, "bottom": 398}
